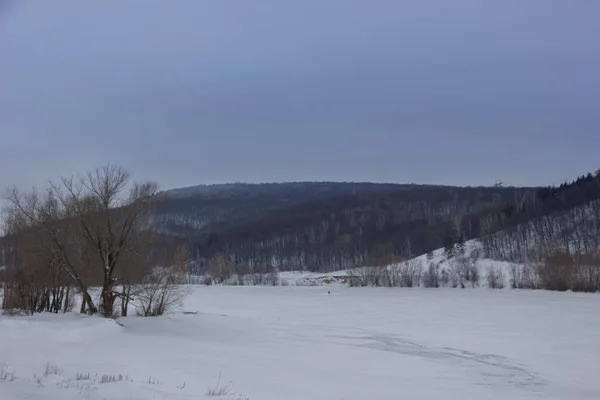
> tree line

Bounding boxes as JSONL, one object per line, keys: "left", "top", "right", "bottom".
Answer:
{"left": 162, "top": 184, "right": 528, "bottom": 276}
{"left": 177, "top": 170, "right": 600, "bottom": 292}
{"left": 0, "top": 165, "right": 188, "bottom": 317}
{"left": 2, "top": 165, "right": 599, "bottom": 305}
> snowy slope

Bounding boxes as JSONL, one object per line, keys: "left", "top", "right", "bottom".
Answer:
{"left": 1, "top": 286, "right": 599, "bottom": 400}
{"left": 394, "top": 239, "right": 515, "bottom": 288}
{"left": 273, "top": 239, "right": 514, "bottom": 288}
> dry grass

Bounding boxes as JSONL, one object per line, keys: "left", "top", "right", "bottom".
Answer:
{"left": 43, "top": 362, "right": 63, "bottom": 377}
{"left": 206, "top": 372, "right": 233, "bottom": 396}
{"left": 76, "top": 372, "right": 91, "bottom": 381}
{"left": 0, "top": 362, "right": 16, "bottom": 381}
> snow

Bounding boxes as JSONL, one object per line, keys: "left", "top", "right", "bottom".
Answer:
{"left": 1, "top": 286, "right": 599, "bottom": 399}
{"left": 275, "top": 239, "right": 515, "bottom": 288}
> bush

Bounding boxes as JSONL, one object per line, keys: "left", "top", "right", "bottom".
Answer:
{"left": 509, "top": 263, "right": 541, "bottom": 289}
{"left": 399, "top": 259, "right": 422, "bottom": 287}
{"left": 0, "top": 363, "right": 16, "bottom": 382}
{"left": 485, "top": 265, "right": 505, "bottom": 289}
{"left": 422, "top": 262, "right": 440, "bottom": 288}
{"left": 76, "top": 372, "right": 91, "bottom": 381}
{"left": 449, "top": 256, "right": 479, "bottom": 288}
{"left": 539, "top": 252, "right": 600, "bottom": 292}
{"left": 348, "top": 267, "right": 381, "bottom": 287}
{"left": 44, "top": 362, "right": 63, "bottom": 377}
{"left": 100, "top": 373, "right": 129, "bottom": 384}
{"left": 265, "top": 272, "right": 279, "bottom": 286}
{"left": 348, "top": 262, "right": 422, "bottom": 288}
{"left": 136, "top": 266, "right": 189, "bottom": 317}
{"left": 206, "top": 372, "right": 233, "bottom": 396}
{"left": 440, "top": 268, "right": 450, "bottom": 287}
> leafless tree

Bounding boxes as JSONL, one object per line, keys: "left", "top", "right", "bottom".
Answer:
{"left": 422, "top": 262, "right": 440, "bottom": 288}
{"left": 4, "top": 165, "right": 158, "bottom": 317}
{"left": 206, "top": 253, "right": 231, "bottom": 284}
{"left": 485, "top": 265, "right": 505, "bottom": 289}
{"left": 0, "top": 207, "right": 74, "bottom": 314}
{"left": 449, "top": 256, "right": 479, "bottom": 288}
{"left": 509, "top": 262, "right": 541, "bottom": 289}
{"left": 136, "top": 244, "right": 190, "bottom": 316}
{"left": 399, "top": 259, "right": 422, "bottom": 287}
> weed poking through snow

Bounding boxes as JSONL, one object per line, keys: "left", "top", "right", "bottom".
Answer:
{"left": 76, "top": 372, "right": 91, "bottom": 381}
{"left": 43, "top": 362, "right": 63, "bottom": 377}
{"left": 206, "top": 372, "right": 233, "bottom": 396}
{"left": 100, "top": 373, "right": 130, "bottom": 384}
{"left": 1, "top": 363, "right": 16, "bottom": 381}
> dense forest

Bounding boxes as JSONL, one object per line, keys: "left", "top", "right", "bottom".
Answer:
{"left": 154, "top": 171, "right": 600, "bottom": 278}
{"left": 154, "top": 182, "right": 526, "bottom": 274}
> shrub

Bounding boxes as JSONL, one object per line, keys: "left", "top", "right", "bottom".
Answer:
{"left": 399, "top": 259, "right": 422, "bottom": 287}
{"left": 44, "top": 362, "right": 62, "bottom": 377}
{"left": 76, "top": 372, "right": 91, "bottom": 381}
{"left": 440, "top": 268, "right": 450, "bottom": 287}
{"left": 486, "top": 265, "right": 505, "bottom": 289}
{"left": 449, "top": 256, "right": 479, "bottom": 288}
{"left": 0, "top": 363, "right": 16, "bottom": 382}
{"left": 136, "top": 266, "right": 190, "bottom": 317}
{"left": 422, "top": 262, "right": 440, "bottom": 288}
{"left": 510, "top": 263, "right": 541, "bottom": 289}
{"left": 100, "top": 373, "right": 129, "bottom": 384}
{"left": 206, "top": 372, "right": 233, "bottom": 396}
{"left": 539, "top": 252, "right": 600, "bottom": 292}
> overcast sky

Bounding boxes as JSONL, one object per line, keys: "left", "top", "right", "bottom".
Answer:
{"left": 1, "top": 1, "right": 599, "bottom": 190}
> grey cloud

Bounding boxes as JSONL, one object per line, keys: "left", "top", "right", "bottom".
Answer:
{"left": 1, "top": 1, "right": 599, "bottom": 190}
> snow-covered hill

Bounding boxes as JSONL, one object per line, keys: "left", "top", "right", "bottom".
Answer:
{"left": 227, "top": 240, "right": 517, "bottom": 289}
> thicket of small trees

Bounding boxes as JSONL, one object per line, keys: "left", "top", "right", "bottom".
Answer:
{"left": 1, "top": 165, "right": 189, "bottom": 317}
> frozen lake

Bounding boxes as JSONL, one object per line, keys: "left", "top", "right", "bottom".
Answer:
{"left": 1, "top": 286, "right": 599, "bottom": 399}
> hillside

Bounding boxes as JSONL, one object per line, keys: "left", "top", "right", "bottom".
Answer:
{"left": 154, "top": 182, "right": 532, "bottom": 273}
{"left": 153, "top": 170, "right": 600, "bottom": 282}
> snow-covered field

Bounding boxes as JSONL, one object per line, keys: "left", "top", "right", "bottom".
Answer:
{"left": 1, "top": 286, "right": 599, "bottom": 400}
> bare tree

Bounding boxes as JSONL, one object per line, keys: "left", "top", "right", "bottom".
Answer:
{"left": 136, "top": 244, "right": 190, "bottom": 316}
{"left": 4, "top": 165, "right": 158, "bottom": 317}
{"left": 449, "top": 256, "right": 479, "bottom": 288}
{"left": 1, "top": 207, "right": 73, "bottom": 314}
{"left": 206, "top": 253, "right": 231, "bottom": 284}
{"left": 485, "top": 265, "right": 505, "bottom": 289}
{"left": 4, "top": 187, "right": 97, "bottom": 313}
{"left": 422, "top": 262, "right": 440, "bottom": 288}
{"left": 399, "top": 259, "right": 422, "bottom": 287}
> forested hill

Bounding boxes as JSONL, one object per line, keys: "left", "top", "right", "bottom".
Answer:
{"left": 153, "top": 181, "right": 536, "bottom": 273}
{"left": 3, "top": 171, "right": 599, "bottom": 276}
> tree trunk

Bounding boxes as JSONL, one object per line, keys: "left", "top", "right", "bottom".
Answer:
{"left": 121, "top": 285, "right": 131, "bottom": 317}
{"left": 101, "top": 285, "right": 116, "bottom": 318}
{"left": 80, "top": 293, "right": 86, "bottom": 314}
{"left": 80, "top": 290, "right": 97, "bottom": 315}
{"left": 63, "top": 286, "right": 70, "bottom": 313}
